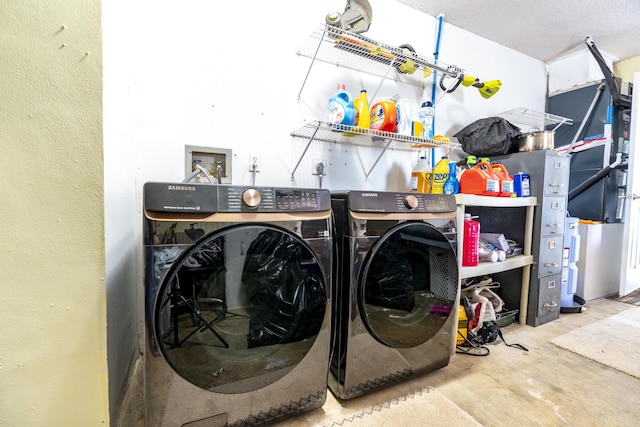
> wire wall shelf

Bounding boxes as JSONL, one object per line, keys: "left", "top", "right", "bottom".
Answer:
{"left": 296, "top": 24, "right": 464, "bottom": 94}
{"left": 499, "top": 107, "right": 573, "bottom": 131}
{"left": 291, "top": 121, "right": 461, "bottom": 150}
{"left": 289, "top": 121, "right": 461, "bottom": 179}
{"left": 291, "top": 24, "right": 467, "bottom": 180}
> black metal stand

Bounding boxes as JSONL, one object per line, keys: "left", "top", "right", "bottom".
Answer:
{"left": 172, "top": 290, "right": 229, "bottom": 348}
{"left": 168, "top": 275, "right": 229, "bottom": 349}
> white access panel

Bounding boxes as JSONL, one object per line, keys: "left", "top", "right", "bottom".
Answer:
{"left": 576, "top": 223, "right": 624, "bottom": 300}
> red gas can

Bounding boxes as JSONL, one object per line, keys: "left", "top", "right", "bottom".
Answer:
{"left": 492, "top": 163, "right": 515, "bottom": 197}
{"left": 459, "top": 162, "right": 500, "bottom": 196}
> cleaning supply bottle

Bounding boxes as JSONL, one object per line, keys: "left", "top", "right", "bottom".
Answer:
{"left": 443, "top": 161, "right": 460, "bottom": 194}
{"left": 462, "top": 213, "right": 480, "bottom": 267}
{"left": 430, "top": 155, "right": 450, "bottom": 194}
{"left": 417, "top": 101, "right": 435, "bottom": 139}
{"left": 354, "top": 89, "right": 370, "bottom": 129}
{"left": 328, "top": 84, "right": 355, "bottom": 126}
{"left": 370, "top": 99, "right": 397, "bottom": 132}
{"left": 410, "top": 154, "right": 431, "bottom": 193}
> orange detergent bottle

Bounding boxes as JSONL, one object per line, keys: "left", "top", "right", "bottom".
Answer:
{"left": 370, "top": 100, "right": 397, "bottom": 132}
{"left": 459, "top": 161, "right": 500, "bottom": 196}
{"left": 492, "top": 163, "right": 515, "bottom": 197}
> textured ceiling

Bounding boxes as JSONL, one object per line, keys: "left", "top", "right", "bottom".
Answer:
{"left": 395, "top": 0, "right": 640, "bottom": 63}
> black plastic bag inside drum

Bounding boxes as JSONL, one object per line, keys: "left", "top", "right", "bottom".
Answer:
{"left": 241, "top": 229, "right": 326, "bottom": 348}
{"left": 364, "top": 236, "right": 431, "bottom": 312}
{"left": 454, "top": 117, "right": 521, "bottom": 156}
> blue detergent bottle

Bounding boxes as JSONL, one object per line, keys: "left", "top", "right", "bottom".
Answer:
{"left": 328, "top": 84, "right": 355, "bottom": 126}
{"left": 443, "top": 161, "right": 460, "bottom": 194}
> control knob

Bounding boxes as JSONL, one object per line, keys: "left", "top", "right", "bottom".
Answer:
{"left": 242, "top": 188, "right": 262, "bottom": 208}
{"left": 403, "top": 194, "right": 419, "bottom": 210}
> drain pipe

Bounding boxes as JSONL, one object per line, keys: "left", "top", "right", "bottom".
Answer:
{"left": 567, "top": 82, "right": 605, "bottom": 155}
{"left": 315, "top": 161, "right": 325, "bottom": 188}
{"left": 216, "top": 161, "right": 223, "bottom": 184}
{"left": 568, "top": 152, "right": 623, "bottom": 201}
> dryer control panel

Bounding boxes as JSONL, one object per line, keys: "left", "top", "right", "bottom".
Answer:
{"left": 346, "top": 191, "right": 456, "bottom": 213}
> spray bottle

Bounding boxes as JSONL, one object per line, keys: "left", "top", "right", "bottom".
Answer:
{"left": 443, "top": 161, "right": 460, "bottom": 194}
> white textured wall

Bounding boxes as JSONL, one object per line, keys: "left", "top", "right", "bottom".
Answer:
{"left": 0, "top": 1, "right": 107, "bottom": 426}
{"left": 119, "top": 0, "right": 546, "bottom": 191}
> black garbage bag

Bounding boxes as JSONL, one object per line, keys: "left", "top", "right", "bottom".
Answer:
{"left": 454, "top": 117, "right": 521, "bottom": 156}
{"left": 365, "top": 240, "right": 416, "bottom": 312}
{"left": 241, "top": 230, "right": 326, "bottom": 348}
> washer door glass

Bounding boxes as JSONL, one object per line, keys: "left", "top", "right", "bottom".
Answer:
{"left": 358, "top": 222, "right": 458, "bottom": 348}
{"left": 155, "top": 224, "right": 328, "bottom": 393}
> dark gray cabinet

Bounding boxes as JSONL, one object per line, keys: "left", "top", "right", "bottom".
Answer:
{"left": 494, "top": 150, "right": 571, "bottom": 326}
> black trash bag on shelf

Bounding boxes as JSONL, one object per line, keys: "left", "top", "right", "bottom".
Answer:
{"left": 364, "top": 239, "right": 416, "bottom": 312}
{"left": 241, "top": 230, "right": 326, "bottom": 348}
{"left": 454, "top": 117, "right": 521, "bottom": 156}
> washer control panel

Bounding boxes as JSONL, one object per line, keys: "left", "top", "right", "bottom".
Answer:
{"left": 223, "top": 186, "right": 331, "bottom": 212}
{"left": 143, "top": 183, "right": 332, "bottom": 213}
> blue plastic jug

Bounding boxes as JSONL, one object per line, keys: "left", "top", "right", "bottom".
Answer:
{"left": 328, "top": 84, "right": 355, "bottom": 126}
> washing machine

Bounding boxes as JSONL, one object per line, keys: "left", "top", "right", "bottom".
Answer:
{"left": 329, "top": 190, "right": 459, "bottom": 400}
{"left": 143, "top": 182, "right": 333, "bottom": 426}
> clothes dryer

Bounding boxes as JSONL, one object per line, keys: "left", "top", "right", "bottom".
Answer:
{"left": 329, "top": 190, "right": 458, "bottom": 399}
{"left": 143, "top": 183, "right": 332, "bottom": 426}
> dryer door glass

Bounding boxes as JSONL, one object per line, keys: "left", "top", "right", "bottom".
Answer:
{"left": 154, "top": 224, "right": 328, "bottom": 392}
{"left": 358, "top": 222, "right": 458, "bottom": 348}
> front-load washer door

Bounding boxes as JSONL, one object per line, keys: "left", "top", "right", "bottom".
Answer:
{"left": 154, "top": 224, "right": 328, "bottom": 393}
{"left": 358, "top": 222, "right": 458, "bottom": 348}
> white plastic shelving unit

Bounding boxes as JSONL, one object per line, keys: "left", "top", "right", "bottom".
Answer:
{"left": 455, "top": 194, "right": 537, "bottom": 325}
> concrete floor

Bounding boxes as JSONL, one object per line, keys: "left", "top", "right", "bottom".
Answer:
{"left": 118, "top": 297, "right": 640, "bottom": 426}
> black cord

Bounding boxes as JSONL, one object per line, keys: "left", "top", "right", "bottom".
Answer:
{"left": 497, "top": 328, "right": 529, "bottom": 352}
{"left": 455, "top": 330, "right": 490, "bottom": 356}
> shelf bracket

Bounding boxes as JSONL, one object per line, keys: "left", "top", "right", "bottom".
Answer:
{"left": 297, "top": 27, "right": 326, "bottom": 101}
{"left": 290, "top": 125, "right": 319, "bottom": 180}
{"left": 355, "top": 137, "right": 393, "bottom": 179}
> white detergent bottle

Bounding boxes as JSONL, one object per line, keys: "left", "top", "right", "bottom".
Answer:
{"left": 410, "top": 154, "right": 431, "bottom": 193}
{"left": 418, "top": 101, "right": 435, "bottom": 139}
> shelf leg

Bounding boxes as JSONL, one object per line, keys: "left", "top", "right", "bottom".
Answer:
{"left": 520, "top": 265, "right": 531, "bottom": 325}
{"left": 519, "top": 204, "right": 535, "bottom": 324}
{"left": 290, "top": 126, "right": 319, "bottom": 180}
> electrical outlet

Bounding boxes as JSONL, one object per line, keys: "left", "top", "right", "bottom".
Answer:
{"left": 312, "top": 159, "right": 327, "bottom": 176}
{"left": 249, "top": 154, "right": 260, "bottom": 172}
